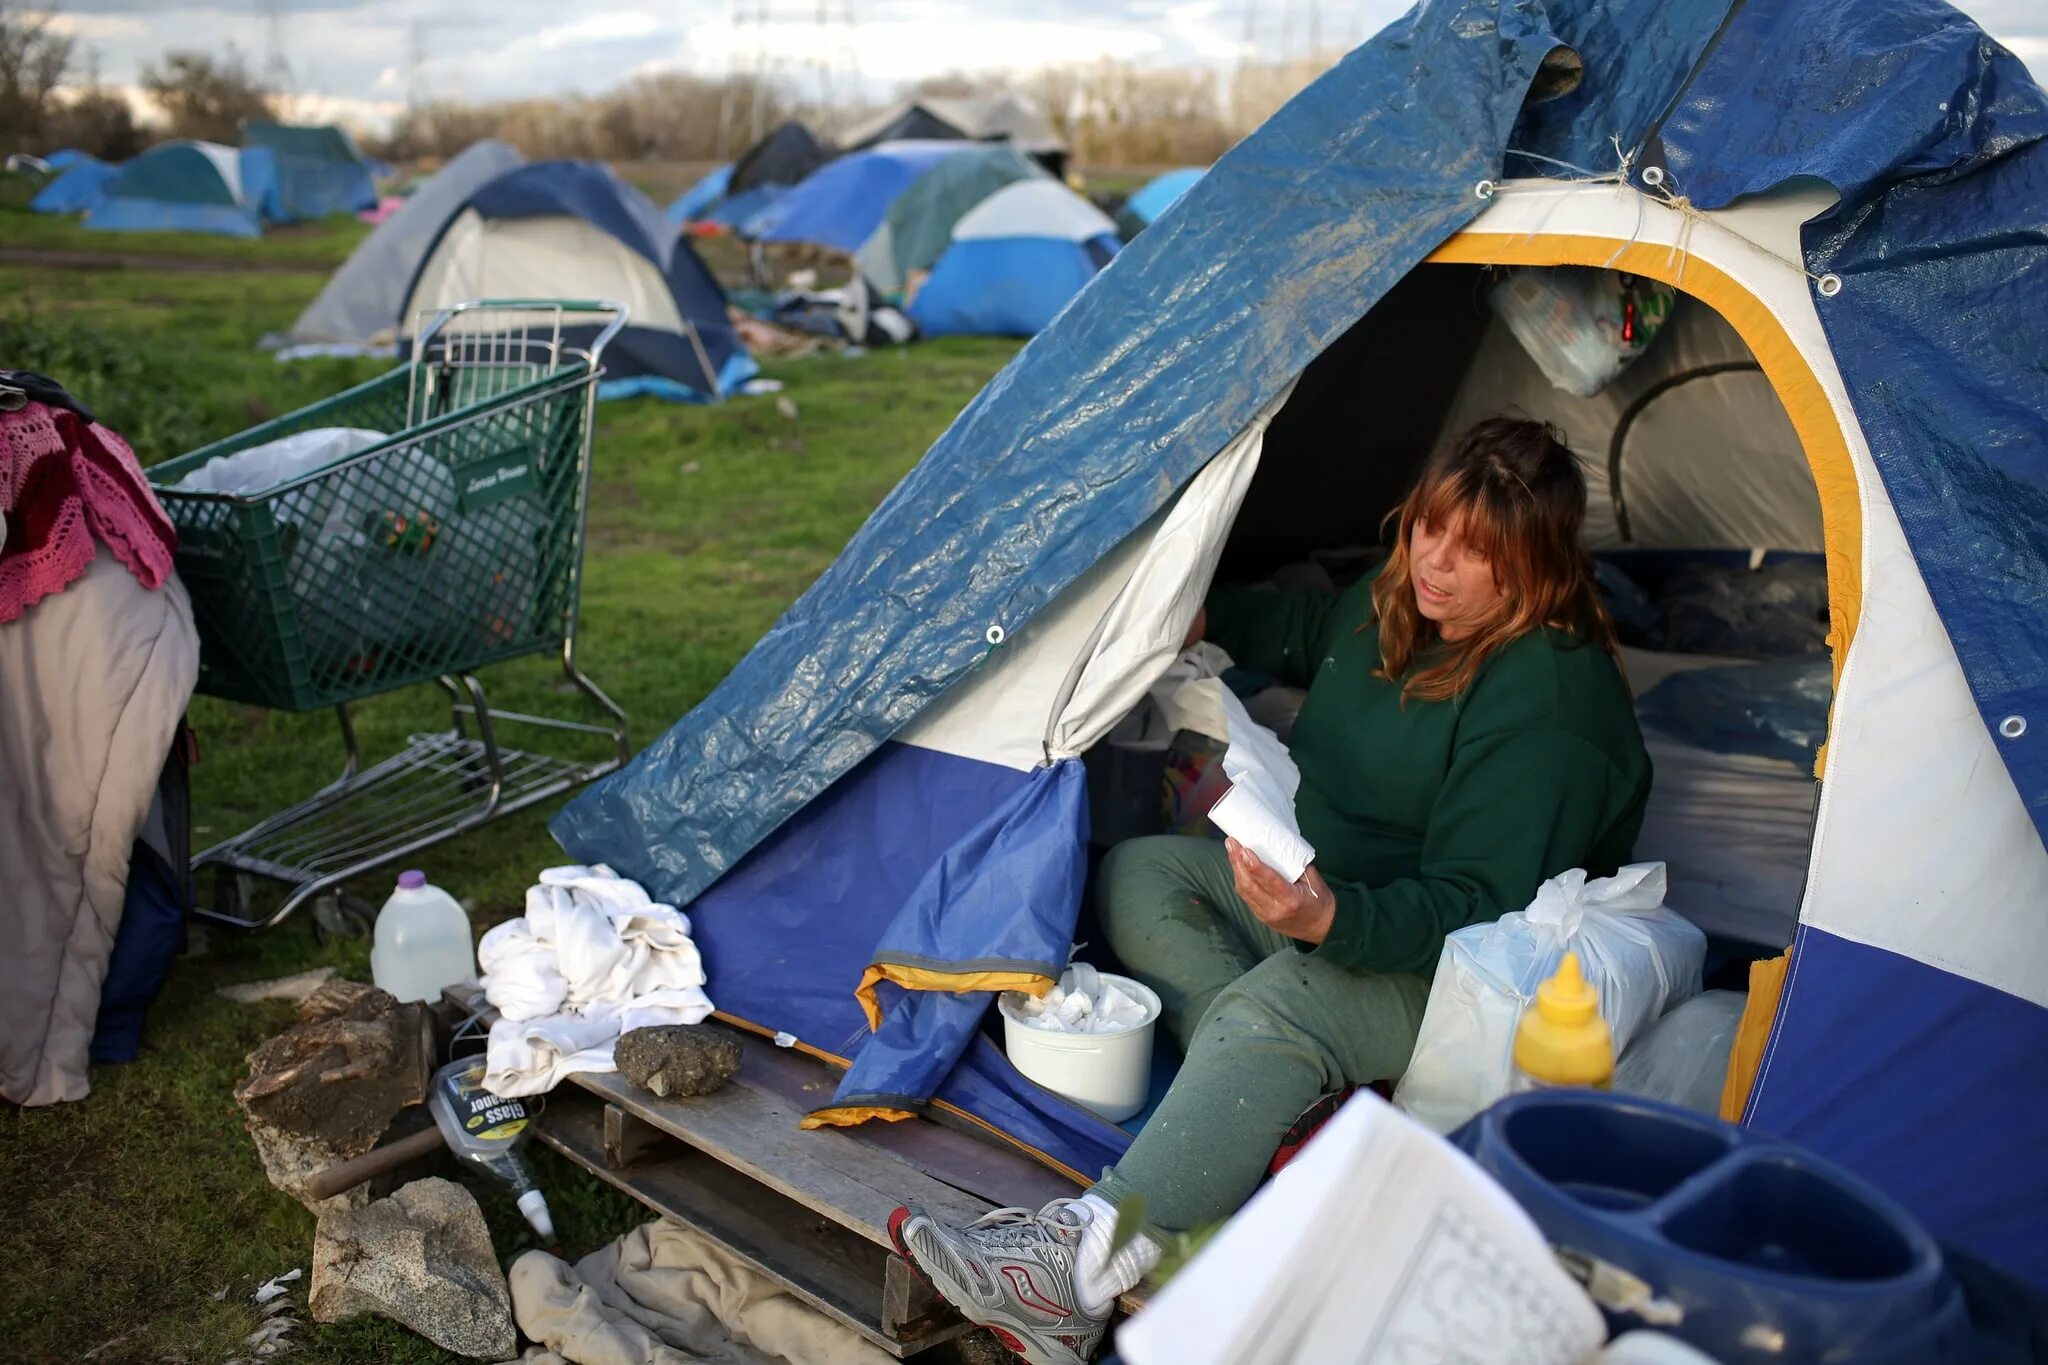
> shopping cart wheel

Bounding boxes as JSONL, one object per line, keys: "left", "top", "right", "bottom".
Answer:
{"left": 310, "top": 893, "right": 375, "bottom": 945}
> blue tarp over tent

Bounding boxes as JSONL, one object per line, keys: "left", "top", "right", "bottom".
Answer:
{"left": 30, "top": 155, "right": 119, "bottom": 213}
{"left": 742, "top": 140, "right": 962, "bottom": 249}
{"left": 242, "top": 121, "right": 379, "bottom": 219}
{"left": 555, "top": 0, "right": 2048, "bottom": 1283}
{"left": 667, "top": 164, "right": 731, "bottom": 224}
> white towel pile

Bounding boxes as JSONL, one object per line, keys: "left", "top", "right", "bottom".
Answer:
{"left": 479, "top": 864, "right": 714, "bottom": 1097}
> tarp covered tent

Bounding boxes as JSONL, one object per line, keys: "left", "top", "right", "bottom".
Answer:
{"left": 30, "top": 154, "right": 119, "bottom": 214}
{"left": 742, "top": 141, "right": 963, "bottom": 251}
{"left": 666, "top": 164, "right": 731, "bottom": 225}
{"left": 1117, "top": 166, "right": 1206, "bottom": 239}
{"left": 242, "top": 120, "right": 379, "bottom": 220}
{"left": 402, "top": 159, "right": 754, "bottom": 403}
{"left": 87, "top": 141, "right": 279, "bottom": 237}
{"left": 290, "top": 139, "right": 526, "bottom": 348}
{"left": 909, "top": 179, "right": 1119, "bottom": 336}
{"left": 554, "top": 0, "right": 2048, "bottom": 1290}
{"left": 842, "top": 93, "right": 1067, "bottom": 175}
{"left": 851, "top": 144, "right": 1046, "bottom": 296}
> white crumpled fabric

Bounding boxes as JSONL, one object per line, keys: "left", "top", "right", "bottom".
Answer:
{"left": 480, "top": 865, "right": 713, "bottom": 1097}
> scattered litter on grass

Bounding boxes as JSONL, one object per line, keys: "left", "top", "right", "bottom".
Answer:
{"left": 228, "top": 1313, "right": 299, "bottom": 1361}
{"left": 251, "top": 1269, "right": 302, "bottom": 1304}
{"left": 80, "top": 1328, "right": 140, "bottom": 1359}
{"left": 739, "top": 377, "right": 784, "bottom": 395}
{"left": 775, "top": 395, "right": 799, "bottom": 421}
{"left": 213, "top": 1284, "right": 229, "bottom": 1300}
{"left": 217, "top": 968, "right": 337, "bottom": 1005}
{"left": 681, "top": 460, "right": 701, "bottom": 475}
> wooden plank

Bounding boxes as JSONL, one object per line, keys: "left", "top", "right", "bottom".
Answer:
{"left": 535, "top": 1088, "right": 969, "bottom": 1357}
{"left": 723, "top": 1032, "right": 1080, "bottom": 1210}
{"left": 570, "top": 1064, "right": 994, "bottom": 1247}
{"left": 602, "top": 1103, "right": 667, "bottom": 1169}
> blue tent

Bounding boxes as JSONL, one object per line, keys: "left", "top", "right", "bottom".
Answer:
{"left": 30, "top": 154, "right": 119, "bottom": 214}
{"left": 667, "top": 164, "right": 732, "bottom": 224}
{"left": 42, "top": 148, "right": 94, "bottom": 172}
{"left": 242, "top": 121, "right": 379, "bottom": 219}
{"left": 555, "top": 0, "right": 2048, "bottom": 1288}
{"left": 401, "top": 160, "right": 755, "bottom": 403}
{"left": 741, "top": 140, "right": 963, "bottom": 249}
{"left": 1118, "top": 166, "right": 1206, "bottom": 238}
{"left": 909, "top": 178, "right": 1120, "bottom": 336}
{"left": 88, "top": 141, "right": 280, "bottom": 237}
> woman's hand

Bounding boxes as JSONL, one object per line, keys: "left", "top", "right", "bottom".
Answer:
{"left": 1226, "top": 838, "right": 1335, "bottom": 944}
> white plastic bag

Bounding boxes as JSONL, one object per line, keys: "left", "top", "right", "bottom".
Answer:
{"left": 1394, "top": 862, "right": 1706, "bottom": 1133}
{"left": 1489, "top": 267, "right": 1675, "bottom": 397}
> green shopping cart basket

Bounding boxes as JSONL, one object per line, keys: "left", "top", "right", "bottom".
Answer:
{"left": 149, "top": 301, "right": 634, "bottom": 930}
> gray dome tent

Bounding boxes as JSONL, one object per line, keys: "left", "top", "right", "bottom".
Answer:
{"left": 288, "top": 140, "right": 525, "bottom": 349}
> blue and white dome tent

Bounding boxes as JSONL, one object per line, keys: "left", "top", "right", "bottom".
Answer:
{"left": 87, "top": 140, "right": 281, "bottom": 237}
{"left": 29, "top": 153, "right": 119, "bottom": 214}
{"left": 400, "top": 160, "right": 755, "bottom": 403}
{"left": 555, "top": 0, "right": 2048, "bottom": 1289}
{"left": 1117, "top": 165, "right": 1206, "bottom": 239}
{"left": 909, "top": 178, "right": 1121, "bottom": 337}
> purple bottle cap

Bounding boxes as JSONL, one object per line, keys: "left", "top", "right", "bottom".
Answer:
{"left": 397, "top": 870, "right": 427, "bottom": 889}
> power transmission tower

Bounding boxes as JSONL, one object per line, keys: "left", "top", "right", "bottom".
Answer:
{"left": 260, "top": 0, "right": 292, "bottom": 96}
{"left": 406, "top": 18, "right": 427, "bottom": 112}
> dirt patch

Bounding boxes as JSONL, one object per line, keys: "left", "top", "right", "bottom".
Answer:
{"left": 0, "top": 247, "right": 330, "bottom": 275}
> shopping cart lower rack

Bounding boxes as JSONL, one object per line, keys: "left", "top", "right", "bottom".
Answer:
{"left": 149, "top": 300, "right": 635, "bottom": 929}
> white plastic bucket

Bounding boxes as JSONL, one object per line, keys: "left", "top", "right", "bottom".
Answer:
{"left": 998, "top": 972, "right": 1161, "bottom": 1123}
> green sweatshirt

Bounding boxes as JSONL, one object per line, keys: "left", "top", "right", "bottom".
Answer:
{"left": 1206, "top": 578, "right": 1651, "bottom": 976}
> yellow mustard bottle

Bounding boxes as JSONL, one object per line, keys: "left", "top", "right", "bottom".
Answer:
{"left": 1513, "top": 951, "right": 1615, "bottom": 1091}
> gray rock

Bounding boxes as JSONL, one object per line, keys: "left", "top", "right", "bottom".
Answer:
{"left": 310, "top": 1177, "right": 514, "bottom": 1359}
{"left": 614, "top": 1025, "right": 741, "bottom": 1100}
{"left": 245, "top": 1120, "right": 371, "bottom": 1216}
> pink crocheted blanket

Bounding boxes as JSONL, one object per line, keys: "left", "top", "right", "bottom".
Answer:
{"left": 0, "top": 401, "right": 178, "bottom": 624}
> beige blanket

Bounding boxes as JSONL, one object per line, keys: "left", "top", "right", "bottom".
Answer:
{"left": 503, "top": 1219, "right": 895, "bottom": 1365}
{"left": 0, "top": 553, "right": 197, "bottom": 1104}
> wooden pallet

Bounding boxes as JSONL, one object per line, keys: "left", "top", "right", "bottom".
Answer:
{"left": 506, "top": 1017, "right": 1106, "bottom": 1357}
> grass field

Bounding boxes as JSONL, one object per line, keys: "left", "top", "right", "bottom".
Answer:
{"left": 0, "top": 196, "right": 1023, "bottom": 1363}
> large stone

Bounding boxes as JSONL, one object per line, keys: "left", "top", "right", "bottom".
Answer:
{"left": 614, "top": 1024, "right": 741, "bottom": 1100}
{"left": 246, "top": 1121, "right": 372, "bottom": 1217}
{"left": 310, "top": 1177, "right": 515, "bottom": 1359}
{"left": 236, "top": 983, "right": 433, "bottom": 1154}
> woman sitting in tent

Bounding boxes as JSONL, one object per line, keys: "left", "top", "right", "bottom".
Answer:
{"left": 890, "top": 417, "right": 1652, "bottom": 1365}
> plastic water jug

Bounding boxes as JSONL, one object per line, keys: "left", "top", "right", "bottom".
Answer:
{"left": 370, "top": 870, "right": 476, "bottom": 1003}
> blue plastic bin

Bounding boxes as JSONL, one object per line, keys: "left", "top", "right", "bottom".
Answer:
{"left": 1452, "top": 1090, "right": 1970, "bottom": 1364}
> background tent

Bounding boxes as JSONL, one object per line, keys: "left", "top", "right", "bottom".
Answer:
{"left": 42, "top": 148, "right": 94, "bottom": 172}
{"left": 728, "top": 122, "right": 834, "bottom": 199}
{"left": 554, "top": 0, "right": 2048, "bottom": 1292}
{"left": 851, "top": 143, "right": 1046, "bottom": 296}
{"left": 1118, "top": 166, "right": 1206, "bottom": 239}
{"left": 242, "top": 120, "right": 379, "bottom": 219}
{"left": 402, "top": 159, "right": 754, "bottom": 403}
{"left": 87, "top": 141, "right": 278, "bottom": 237}
{"left": 909, "top": 178, "right": 1119, "bottom": 336}
{"left": 742, "top": 140, "right": 962, "bottom": 251}
{"left": 289, "top": 138, "right": 525, "bottom": 349}
{"left": 666, "top": 164, "right": 731, "bottom": 225}
{"left": 842, "top": 93, "right": 1067, "bottom": 176}
{"left": 29, "top": 154, "right": 118, "bottom": 214}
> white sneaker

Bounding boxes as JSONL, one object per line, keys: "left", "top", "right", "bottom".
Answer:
{"left": 889, "top": 1199, "right": 1110, "bottom": 1365}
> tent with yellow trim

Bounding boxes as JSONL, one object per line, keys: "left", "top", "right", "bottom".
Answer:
{"left": 554, "top": 0, "right": 2048, "bottom": 1285}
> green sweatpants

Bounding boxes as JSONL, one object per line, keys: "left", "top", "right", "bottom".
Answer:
{"left": 1090, "top": 835, "right": 1430, "bottom": 1231}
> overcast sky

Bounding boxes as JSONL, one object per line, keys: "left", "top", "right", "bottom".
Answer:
{"left": 44, "top": 0, "right": 2048, "bottom": 133}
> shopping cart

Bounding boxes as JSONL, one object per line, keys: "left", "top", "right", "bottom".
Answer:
{"left": 150, "top": 300, "right": 633, "bottom": 930}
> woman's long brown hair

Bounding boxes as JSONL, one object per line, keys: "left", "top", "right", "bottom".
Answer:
{"left": 1370, "top": 417, "right": 1617, "bottom": 702}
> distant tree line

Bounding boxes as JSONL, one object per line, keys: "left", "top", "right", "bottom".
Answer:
{"left": 1, "top": 1, "right": 276, "bottom": 160}
{"left": 4, "top": 0, "right": 1319, "bottom": 171}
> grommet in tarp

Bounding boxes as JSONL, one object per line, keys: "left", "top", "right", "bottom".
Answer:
{"left": 985, "top": 624, "right": 1006, "bottom": 646}
{"left": 1474, "top": 180, "right": 1496, "bottom": 200}
{"left": 1641, "top": 165, "right": 1666, "bottom": 189}
{"left": 1817, "top": 273, "right": 1843, "bottom": 298}
{"left": 2000, "top": 715, "right": 2027, "bottom": 740}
